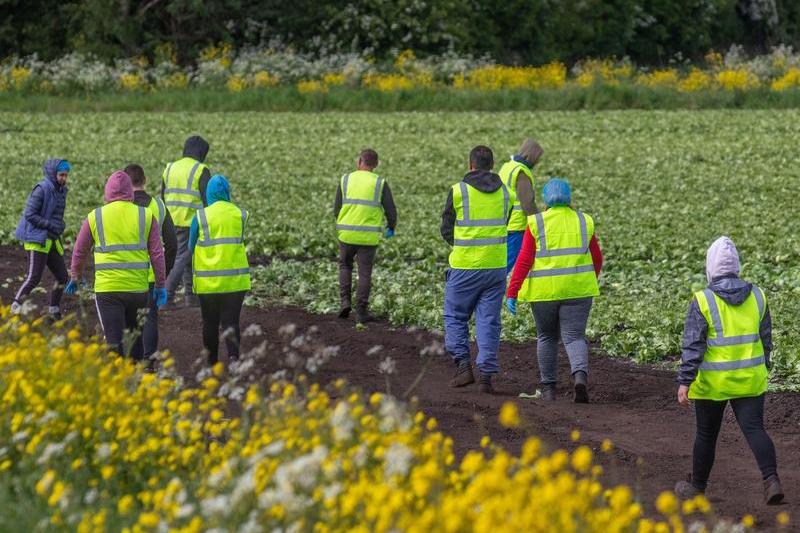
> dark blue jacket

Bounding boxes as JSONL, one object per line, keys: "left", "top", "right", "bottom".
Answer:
{"left": 677, "top": 275, "right": 773, "bottom": 385}
{"left": 15, "top": 159, "right": 68, "bottom": 245}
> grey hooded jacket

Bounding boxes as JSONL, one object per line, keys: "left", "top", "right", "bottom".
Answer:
{"left": 677, "top": 237, "right": 772, "bottom": 385}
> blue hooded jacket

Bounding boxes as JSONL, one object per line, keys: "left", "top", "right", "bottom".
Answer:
{"left": 189, "top": 175, "right": 231, "bottom": 252}
{"left": 15, "top": 159, "right": 69, "bottom": 245}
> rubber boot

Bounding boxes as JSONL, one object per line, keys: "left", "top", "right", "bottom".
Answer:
{"left": 355, "top": 307, "right": 374, "bottom": 324}
{"left": 573, "top": 371, "right": 589, "bottom": 403}
{"left": 338, "top": 306, "right": 351, "bottom": 319}
{"left": 541, "top": 383, "right": 556, "bottom": 401}
{"left": 764, "top": 474, "right": 785, "bottom": 505}
{"left": 450, "top": 359, "right": 475, "bottom": 388}
{"left": 479, "top": 373, "right": 495, "bottom": 394}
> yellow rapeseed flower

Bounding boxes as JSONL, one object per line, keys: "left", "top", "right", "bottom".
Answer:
{"left": 498, "top": 402, "right": 520, "bottom": 428}
{"left": 655, "top": 491, "right": 678, "bottom": 516}
{"left": 777, "top": 511, "right": 790, "bottom": 526}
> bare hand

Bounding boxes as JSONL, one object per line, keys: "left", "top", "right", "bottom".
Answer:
{"left": 677, "top": 385, "right": 690, "bottom": 406}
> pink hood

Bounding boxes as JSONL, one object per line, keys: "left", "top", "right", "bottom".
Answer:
{"left": 104, "top": 170, "right": 134, "bottom": 203}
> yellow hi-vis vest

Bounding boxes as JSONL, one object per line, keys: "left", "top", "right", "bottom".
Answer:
{"left": 336, "top": 170, "right": 385, "bottom": 246}
{"left": 87, "top": 201, "right": 153, "bottom": 293}
{"left": 192, "top": 201, "right": 251, "bottom": 294}
{"left": 498, "top": 160, "right": 534, "bottom": 232}
{"left": 162, "top": 157, "right": 208, "bottom": 227}
{"left": 518, "top": 206, "right": 599, "bottom": 302}
{"left": 146, "top": 196, "right": 166, "bottom": 284}
{"left": 689, "top": 287, "right": 768, "bottom": 401}
{"left": 448, "top": 182, "right": 510, "bottom": 270}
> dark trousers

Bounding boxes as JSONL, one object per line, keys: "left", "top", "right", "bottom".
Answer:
{"left": 143, "top": 283, "right": 159, "bottom": 358}
{"left": 95, "top": 292, "right": 148, "bottom": 361}
{"left": 166, "top": 227, "right": 193, "bottom": 300}
{"left": 199, "top": 291, "right": 246, "bottom": 365}
{"left": 338, "top": 242, "right": 377, "bottom": 312}
{"left": 692, "top": 395, "right": 778, "bottom": 490}
{"left": 14, "top": 246, "right": 68, "bottom": 308}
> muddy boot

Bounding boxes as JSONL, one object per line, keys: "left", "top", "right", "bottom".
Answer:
{"left": 355, "top": 307, "right": 374, "bottom": 324}
{"left": 573, "top": 371, "right": 589, "bottom": 403}
{"left": 764, "top": 474, "right": 784, "bottom": 505}
{"left": 450, "top": 360, "right": 475, "bottom": 388}
{"left": 674, "top": 480, "right": 704, "bottom": 499}
{"left": 338, "top": 306, "right": 351, "bottom": 319}
{"left": 478, "top": 374, "right": 495, "bottom": 394}
{"left": 541, "top": 383, "right": 556, "bottom": 401}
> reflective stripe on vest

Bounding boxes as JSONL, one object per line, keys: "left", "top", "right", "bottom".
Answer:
{"left": 448, "top": 181, "right": 509, "bottom": 269}
{"left": 198, "top": 206, "right": 247, "bottom": 246}
{"left": 517, "top": 206, "right": 599, "bottom": 302}
{"left": 163, "top": 158, "right": 206, "bottom": 226}
{"left": 499, "top": 160, "right": 534, "bottom": 231}
{"left": 88, "top": 202, "right": 152, "bottom": 293}
{"left": 336, "top": 171, "right": 385, "bottom": 245}
{"left": 192, "top": 201, "right": 251, "bottom": 294}
{"left": 689, "top": 287, "right": 768, "bottom": 401}
{"left": 146, "top": 197, "right": 166, "bottom": 284}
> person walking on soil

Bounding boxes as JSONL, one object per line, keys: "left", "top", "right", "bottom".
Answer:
{"left": 125, "top": 164, "right": 178, "bottom": 364}
{"left": 162, "top": 135, "right": 212, "bottom": 307}
{"left": 506, "top": 178, "right": 603, "bottom": 403}
{"left": 333, "top": 148, "right": 397, "bottom": 324}
{"left": 12, "top": 159, "right": 71, "bottom": 321}
{"left": 498, "top": 138, "right": 544, "bottom": 273}
{"left": 67, "top": 170, "right": 167, "bottom": 360}
{"left": 442, "top": 145, "right": 511, "bottom": 394}
{"left": 674, "top": 236, "right": 784, "bottom": 505}
{"left": 189, "top": 175, "right": 251, "bottom": 366}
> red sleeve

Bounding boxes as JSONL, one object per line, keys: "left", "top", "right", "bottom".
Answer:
{"left": 147, "top": 219, "right": 167, "bottom": 288}
{"left": 507, "top": 227, "right": 536, "bottom": 298}
{"left": 589, "top": 234, "right": 603, "bottom": 277}
{"left": 70, "top": 220, "right": 93, "bottom": 280}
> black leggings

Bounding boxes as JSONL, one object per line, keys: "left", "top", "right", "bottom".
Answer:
{"left": 692, "top": 395, "right": 778, "bottom": 490}
{"left": 199, "top": 291, "right": 246, "bottom": 365}
{"left": 95, "top": 292, "right": 148, "bottom": 361}
{"left": 14, "top": 246, "right": 68, "bottom": 308}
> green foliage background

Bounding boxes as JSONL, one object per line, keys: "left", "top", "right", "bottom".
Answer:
{"left": 3, "top": 0, "right": 800, "bottom": 65}
{"left": 1, "top": 110, "right": 798, "bottom": 386}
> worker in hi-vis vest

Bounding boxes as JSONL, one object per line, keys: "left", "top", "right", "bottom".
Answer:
{"left": 506, "top": 178, "right": 603, "bottom": 403}
{"left": 497, "top": 138, "right": 543, "bottom": 273}
{"left": 189, "top": 175, "right": 251, "bottom": 367}
{"left": 162, "top": 135, "right": 212, "bottom": 307}
{"left": 333, "top": 148, "right": 397, "bottom": 324}
{"left": 441, "top": 145, "right": 512, "bottom": 394}
{"left": 674, "top": 237, "right": 783, "bottom": 505}
{"left": 67, "top": 170, "right": 168, "bottom": 361}
{"left": 125, "top": 164, "right": 178, "bottom": 367}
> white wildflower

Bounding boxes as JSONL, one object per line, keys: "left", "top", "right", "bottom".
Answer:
{"left": 96, "top": 443, "right": 111, "bottom": 460}
{"left": 379, "top": 356, "right": 396, "bottom": 375}
{"left": 243, "top": 323, "right": 263, "bottom": 337}
{"left": 384, "top": 442, "right": 414, "bottom": 478}
{"left": 278, "top": 323, "right": 297, "bottom": 337}
{"left": 366, "top": 345, "right": 383, "bottom": 356}
{"left": 330, "top": 402, "right": 354, "bottom": 441}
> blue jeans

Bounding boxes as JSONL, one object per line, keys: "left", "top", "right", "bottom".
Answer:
{"left": 443, "top": 267, "right": 506, "bottom": 375}
{"left": 506, "top": 230, "right": 524, "bottom": 273}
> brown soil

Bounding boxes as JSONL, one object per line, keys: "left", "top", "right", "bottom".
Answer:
{"left": 1, "top": 245, "right": 797, "bottom": 530}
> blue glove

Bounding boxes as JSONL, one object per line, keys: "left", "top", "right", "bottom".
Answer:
{"left": 64, "top": 280, "right": 78, "bottom": 295}
{"left": 153, "top": 287, "right": 168, "bottom": 308}
{"left": 384, "top": 228, "right": 395, "bottom": 239}
{"left": 506, "top": 297, "right": 517, "bottom": 315}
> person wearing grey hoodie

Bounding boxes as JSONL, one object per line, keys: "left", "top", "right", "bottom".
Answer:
{"left": 674, "top": 237, "right": 783, "bottom": 505}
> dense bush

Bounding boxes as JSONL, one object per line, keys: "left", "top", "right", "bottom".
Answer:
{"left": 2, "top": 0, "right": 800, "bottom": 66}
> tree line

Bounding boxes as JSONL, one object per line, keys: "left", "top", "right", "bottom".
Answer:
{"left": 1, "top": 0, "right": 798, "bottom": 65}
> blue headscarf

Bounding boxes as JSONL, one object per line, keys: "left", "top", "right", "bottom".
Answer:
{"left": 542, "top": 178, "right": 571, "bottom": 207}
{"left": 206, "top": 174, "right": 231, "bottom": 205}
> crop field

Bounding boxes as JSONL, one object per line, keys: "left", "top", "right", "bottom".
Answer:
{"left": 1, "top": 110, "right": 800, "bottom": 386}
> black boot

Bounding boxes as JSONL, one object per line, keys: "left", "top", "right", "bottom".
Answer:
{"left": 573, "top": 371, "right": 589, "bottom": 403}
{"left": 541, "top": 383, "right": 556, "bottom": 401}
{"left": 450, "top": 360, "right": 475, "bottom": 388}
{"left": 764, "top": 474, "right": 785, "bottom": 505}
{"left": 355, "top": 307, "right": 374, "bottom": 324}
{"left": 674, "top": 479, "right": 704, "bottom": 499}
{"left": 479, "top": 373, "right": 495, "bottom": 394}
{"left": 338, "top": 306, "right": 351, "bottom": 319}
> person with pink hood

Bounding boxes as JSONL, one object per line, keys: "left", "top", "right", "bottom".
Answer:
{"left": 67, "top": 170, "right": 167, "bottom": 361}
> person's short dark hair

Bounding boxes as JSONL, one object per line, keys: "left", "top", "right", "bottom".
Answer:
{"left": 124, "top": 164, "right": 146, "bottom": 187}
{"left": 359, "top": 149, "right": 379, "bottom": 169}
{"left": 469, "top": 145, "right": 494, "bottom": 171}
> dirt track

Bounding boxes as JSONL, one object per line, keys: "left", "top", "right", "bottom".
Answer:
{"left": 1, "top": 245, "right": 798, "bottom": 529}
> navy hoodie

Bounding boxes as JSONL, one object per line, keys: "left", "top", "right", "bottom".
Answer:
{"left": 440, "top": 170, "right": 509, "bottom": 245}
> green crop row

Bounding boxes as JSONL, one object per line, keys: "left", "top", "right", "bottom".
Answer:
{"left": 1, "top": 110, "right": 798, "bottom": 387}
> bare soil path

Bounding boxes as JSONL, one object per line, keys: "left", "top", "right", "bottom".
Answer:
{"left": 1, "top": 245, "right": 797, "bottom": 529}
